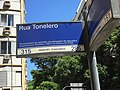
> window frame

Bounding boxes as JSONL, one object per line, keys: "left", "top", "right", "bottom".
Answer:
{"left": 1, "top": 41, "right": 11, "bottom": 54}
{"left": 0, "top": 14, "right": 14, "bottom": 26}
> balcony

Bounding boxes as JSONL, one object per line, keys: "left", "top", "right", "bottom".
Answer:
{"left": 3, "top": 1, "right": 10, "bottom": 10}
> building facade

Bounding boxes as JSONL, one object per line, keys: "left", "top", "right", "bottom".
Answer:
{"left": 0, "top": 0, "right": 27, "bottom": 90}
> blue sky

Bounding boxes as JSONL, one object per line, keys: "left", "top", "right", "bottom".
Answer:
{"left": 25, "top": 0, "right": 81, "bottom": 80}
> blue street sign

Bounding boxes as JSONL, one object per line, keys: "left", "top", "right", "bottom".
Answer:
{"left": 17, "top": 22, "right": 84, "bottom": 57}
{"left": 87, "top": 0, "right": 111, "bottom": 37}
{"left": 87, "top": 0, "right": 116, "bottom": 51}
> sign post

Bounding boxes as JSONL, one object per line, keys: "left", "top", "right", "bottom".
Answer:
{"left": 83, "top": 0, "right": 120, "bottom": 89}
{"left": 16, "top": 22, "right": 84, "bottom": 57}
{"left": 83, "top": 9, "right": 101, "bottom": 90}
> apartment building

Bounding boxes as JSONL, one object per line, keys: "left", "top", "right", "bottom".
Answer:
{"left": 0, "top": 0, "right": 27, "bottom": 90}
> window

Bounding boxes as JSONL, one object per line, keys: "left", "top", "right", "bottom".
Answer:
{"left": 0, "top": 14, "right": 14, "bottom": 26}
{"left": 15, "top": 71, "right": 22, "bottom": 86}
{"left": 0, "top": 71, "right": 7, "bottom": 87}
{"left": 2, "top": 89, "right": 10, "bottom": 90}
{"left": 1, "top": 41, "right": 11, "bottom": 54}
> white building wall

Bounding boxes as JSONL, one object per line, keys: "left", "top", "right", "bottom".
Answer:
{"left": 0, "top": 67, "right": 22, "bottom": 90}
{"left": 0, "top": 11, "right": 21, "bottom": 36}
{"left": 0, "top": 0, "right": 20, "bottom": 10}
{"left": 12, "top": 57, "right": 22, "bottom": 65}
{"left": 6, "top": 67, "right": 22, "bottom": 86}
{"left": 0, "top": 0, "right": 26, "bottom": 90}
{"left": 0, "top": 27, "right": 17, "bottom": 37}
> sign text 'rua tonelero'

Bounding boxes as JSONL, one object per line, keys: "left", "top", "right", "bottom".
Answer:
{"left": 19, "top": 23, "right": 59, "bottom": 31}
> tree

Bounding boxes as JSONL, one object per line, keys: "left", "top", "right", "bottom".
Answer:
{"left": 27, "top": 80, "right": 33, "bottom": 90}
{"left": 29, "top": 28, "right": 120, "bottom": 90}
{"left": 30, "top": 57, "right": 58, "bottom": 89}
{"left": 35, "top": 81, "right": 59, "bottom": 90}
{"left": 30, "top": 55, "right": 88, "bottom": 90}
{"left": 53, "top": 55, "right": 87, "bottom": 89}
{"left": 96, "top": 29, "right": 120, "bottom": 90}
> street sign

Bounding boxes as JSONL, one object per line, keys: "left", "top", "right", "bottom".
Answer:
{"left": 87, "top": 0, "right": 120, "bottom": 51}
{"left": 16, "top": 22, "right": 84, "bottom": 57}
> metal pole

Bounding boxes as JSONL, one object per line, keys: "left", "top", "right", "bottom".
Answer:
{"left": 83, "top": 9, "right": 101, "bottom": 90}
{"left": 91, "top": 51, "right": 100, "bottom": 90}
{"left": 87, "top": 51, "right": 101, "bottom": 90}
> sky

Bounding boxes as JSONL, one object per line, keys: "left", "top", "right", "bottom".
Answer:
{"left": 25, "top": 0, "right": 81, "bottom": 80}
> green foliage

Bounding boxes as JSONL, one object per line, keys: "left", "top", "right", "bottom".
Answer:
{"left": 35, "top": 81, "right": 59, "bottom": 90}
{"left": 27, "top": 80, "right": 33, "bottom": 90}
{"left": 30, "top": 57, "right": 58, "bottom": 89}
{"left": 30, "top": 55, "right": 88, "bottom": 89}
{"left": 29, "top": 28, "right": 120, "bottom": 90}
{"left": 96, "top": 29, "right": 120, "bottom": 90}
{"left": 53, "top": 55, "right": 85, "bottom": 89}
